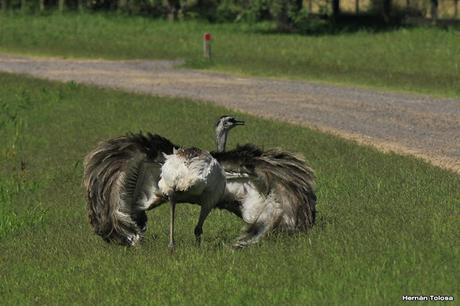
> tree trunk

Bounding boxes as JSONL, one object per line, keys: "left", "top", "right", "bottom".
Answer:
{"left": 332, "top": 0, "right": 340, "bottom": 20}
{"left": 118, "top": 0, "right": 127, "bottom": 12}
{"left": 430, "top": 0, "right": 438, "bottom": 25}
{"left": 405, "top": 0, "right": 410, "bottom": 15}
{"left": 166, "top": 0, "right": 180, "bottom": 21}
{"left": 21, "top": 0, "right": 26, "bottom": 12}
{"left": 308, "top": 0, "right": 312, "bottom": 14}
{"left": 276, "top": 1, "right": 291, "bottom": 31}
{"left": 294, "top": 0, "right": 303, "bottom": 19}
{"left": 383, "top": 0, "right": 391, "bottom": 23}
{"left": 39, "top": 0, "right": 45, "bottom": 12}
{"left": 295, "top": 0, "right": 302, "bottom": 11}
{"left": 58, "top": 0, "right": 65, "bottom": 12}
{"left": 455, "top": 0, "right": 458, "bottom": 19}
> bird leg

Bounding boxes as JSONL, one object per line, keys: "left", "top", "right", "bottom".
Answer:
{"left": 194, "top": 206, "right": 212, "bottom": 246}
{"left": 168, "top": 197, "right": 176, "bottom": 251}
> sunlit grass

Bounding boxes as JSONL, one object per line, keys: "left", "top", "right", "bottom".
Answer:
{"left": 0, "top": 73, "right": 458, "bottom": 304}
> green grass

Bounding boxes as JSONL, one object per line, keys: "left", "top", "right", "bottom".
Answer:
{"left": 1, "top": 13, "right": 460, "bottom": 99}
{"left": 0, "top": 73, "right": 458, "bottom": 305}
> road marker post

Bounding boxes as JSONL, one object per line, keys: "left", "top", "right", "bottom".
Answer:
{"left": 203, "top": 32, "right": 212, "bottom": 59}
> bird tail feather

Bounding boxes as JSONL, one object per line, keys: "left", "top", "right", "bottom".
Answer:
{"left": 83, "top": 133, "right": 176, "bottom": 246}
{"left": 256, "top": 149, "right": 316, "bottom": 229}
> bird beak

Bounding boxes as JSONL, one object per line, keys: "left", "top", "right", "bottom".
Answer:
{"left": 234, "top": 119, "right": 245, "bottom": 126}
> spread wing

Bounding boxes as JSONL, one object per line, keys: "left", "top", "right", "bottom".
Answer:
{"left": 83, "top": 132, "right": 178, "bottom": 245}
{"left": 212, "top": 143, "right": 316, "bottom": 228}
{"left": 211, "top": 143, "right": 262, "bottom": 181}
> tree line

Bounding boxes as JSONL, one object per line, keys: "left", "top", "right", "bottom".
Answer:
{"left": 0, "top": 0, "right": 444, "bottom": 28}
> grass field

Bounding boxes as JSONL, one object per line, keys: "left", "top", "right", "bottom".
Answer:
{"left": 0, "top": 73, "right": 459, "bottom": 305}
{"left": 1, "top": 13, "right": 460, "bottom": 99}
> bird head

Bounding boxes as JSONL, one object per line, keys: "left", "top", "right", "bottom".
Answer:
{"left": 215, "top": 115, "right": 245, "bottom": 133}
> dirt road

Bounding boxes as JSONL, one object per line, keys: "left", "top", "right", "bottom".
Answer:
{"left": 1, "top": 54, "right": 459, "bottom": 174}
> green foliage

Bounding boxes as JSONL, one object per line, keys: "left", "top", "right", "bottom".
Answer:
{"left": 293, "top": 14, "right": 331, "bottom": 34}
{"left": 269, "top": 0, "right": 303, "bottom": 30}
{"left": 241, "top": 0, "right": 271, "bottom": 22}
{"left": 0, "top": 0, "right": 446, "bottom": 29}
{"left": 215, "top": 0, "right": 243, "bottom": 22}
{"left": 0, "top": 73, "right": 459, "bottom": 305}
{"left": 0, "top": 0, "right": 304, "bottom": 23}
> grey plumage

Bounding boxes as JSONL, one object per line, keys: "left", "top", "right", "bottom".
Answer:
{"left": 83, "top": 133, "right": 177, "bottom": 246}
{"left": 211, "top": 118, "right": 317, "bottom": 248}
{"left": 213, "top": 144, "right": 316, "bottom": 225}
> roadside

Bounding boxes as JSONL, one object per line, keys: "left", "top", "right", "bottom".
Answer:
{"left": 1, "top": 53, "right": 459, "bottom": 174}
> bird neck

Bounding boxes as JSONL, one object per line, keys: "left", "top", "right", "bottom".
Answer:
{"left": 215, "top": 128, "right": 229, "bottom": 152}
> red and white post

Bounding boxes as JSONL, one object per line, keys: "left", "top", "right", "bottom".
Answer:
{"left": 203, "top": 32, "right": 212, "bottom": 59}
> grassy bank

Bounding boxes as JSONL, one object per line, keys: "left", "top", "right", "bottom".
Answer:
{"left": 0, "top": 73, "right": 458, "bottom": 304}
{"left": 0, "top": 13, "right": 459, "bottom": 99}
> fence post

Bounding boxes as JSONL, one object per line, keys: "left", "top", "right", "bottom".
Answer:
{"left": 203, "top": 33, "right": 212, "bottom": 60}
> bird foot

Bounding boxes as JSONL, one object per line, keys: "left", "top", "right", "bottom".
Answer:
{"left": 168, "top": 241, "right": 176, "bottom": 254}
{"left": 232, "top": 241, "right": 247, "bottom": 250}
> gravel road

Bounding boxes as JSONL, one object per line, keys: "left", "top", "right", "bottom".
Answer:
{"left": 1, "top": 54, "right": 459, "bottom": 174}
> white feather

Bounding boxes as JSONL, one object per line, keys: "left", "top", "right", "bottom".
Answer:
{"left": 159, "top": 151, "right": 225, "bottom": 199}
